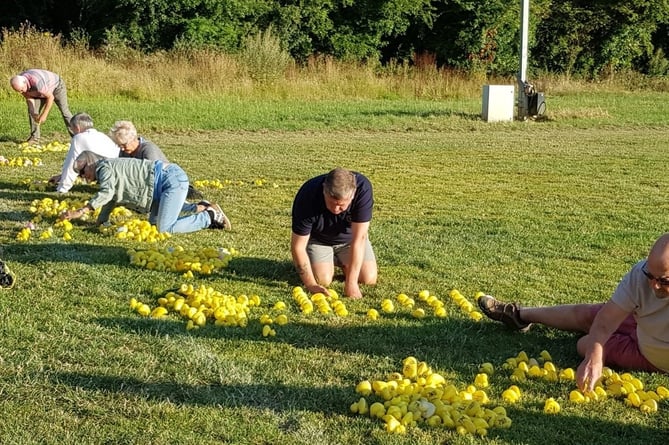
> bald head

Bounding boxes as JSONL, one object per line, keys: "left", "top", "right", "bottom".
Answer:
{"left": 646, "top": 233, "right": 669, "bottom": 276}
{"left": 10, "top": 75, "right": 28, "bottom": 93}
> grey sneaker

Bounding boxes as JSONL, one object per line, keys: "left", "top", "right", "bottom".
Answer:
{"left": 477, "top": 295, "right": 531, "bottom": 332}
{"left": 206, "top": 203, "right": 231, "bottom": 230}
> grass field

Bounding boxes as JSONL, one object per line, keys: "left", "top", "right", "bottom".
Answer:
{"left": 0, "top": 89, "right": 668, "bottom": 444}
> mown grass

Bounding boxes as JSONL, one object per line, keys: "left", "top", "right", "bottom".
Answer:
{"left": 0, "top": 24, "right": 668, "bottom": 445}
{"left": 0, "top": 88, "right": 668, "bottom": 445}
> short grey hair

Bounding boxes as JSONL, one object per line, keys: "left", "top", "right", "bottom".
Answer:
{"left": 73, "top": 151, "right": 104, "bottom": 175}
{"left": 109, "top": 120, "right": 137, "bottom": 145}
{"left": 323, "top": 167, "right": 357, "bottom": 199}
{"left": 70, "top": 113, "right": 94, "bottom": 132}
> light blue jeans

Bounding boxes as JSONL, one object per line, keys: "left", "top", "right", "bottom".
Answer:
{"left": 148, "top": 164, "right": 211, "bottom": 233}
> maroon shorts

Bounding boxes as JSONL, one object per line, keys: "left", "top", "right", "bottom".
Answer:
{"left": 589, "top": 304, "right": 662, "bottom": 372}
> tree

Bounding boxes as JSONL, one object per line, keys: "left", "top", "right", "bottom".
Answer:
{"left": 535, "top": 0, "right": 669, "bottom": 76}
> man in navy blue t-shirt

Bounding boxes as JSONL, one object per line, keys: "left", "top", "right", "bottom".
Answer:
{"left": 291, "top": 167, "right": 377, "bottom": 298}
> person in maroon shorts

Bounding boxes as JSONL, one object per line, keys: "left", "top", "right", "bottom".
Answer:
{"left": 478, "top": 233, "right": 669, "bottom": 392}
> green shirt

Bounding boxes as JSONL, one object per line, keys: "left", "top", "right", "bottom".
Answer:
{"left": 88, "top": 158, "right": 156, "bottom": 224}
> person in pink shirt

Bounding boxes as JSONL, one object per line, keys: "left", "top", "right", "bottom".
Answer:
{"left": 10, "top": 68, "right": 73, "bottom": 143}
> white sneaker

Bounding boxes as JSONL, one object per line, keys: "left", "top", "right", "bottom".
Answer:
{"left": 207, "top": 203, "right": 231, "bottom": 230}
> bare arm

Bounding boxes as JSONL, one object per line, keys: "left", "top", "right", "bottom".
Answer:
{"left": 36, "top": 91, "right": 55, "bottom": 124}
{"left": 60, "top": 203, "right": 92, "bottom": 221}
{"left": 576, "top": 300, "right": 630, "bottom": 392}
{"left": 290, "top": 232, "right": 328, "bottom": 294}
{"left": 344, "top": 221, "right": 370, "bottom": 298}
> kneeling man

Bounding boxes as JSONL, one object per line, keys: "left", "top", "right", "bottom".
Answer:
{"left": 291, "top": 167, "right": 377, "bottom": 298}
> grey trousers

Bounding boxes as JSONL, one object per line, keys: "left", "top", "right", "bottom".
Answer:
{"left": 27, "top": 77, "right": 73, "bottom": 140}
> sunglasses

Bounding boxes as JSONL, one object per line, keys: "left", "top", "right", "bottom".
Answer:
{"left": 641, "top": 261, "right": 669, "bottom": 286}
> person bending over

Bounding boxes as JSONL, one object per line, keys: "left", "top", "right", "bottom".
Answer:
{"left": 109, "top": 120, "right": 204, "bottom": 201}
{"left": 10, "top": 69, "right": 73, "bottom": 143}
{"left": 50, "top": 112, "right": 120, "bottom": 193}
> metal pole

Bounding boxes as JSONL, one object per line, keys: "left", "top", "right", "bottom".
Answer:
{"left": 517, "top": 0, "right": 529, "bottom": 119}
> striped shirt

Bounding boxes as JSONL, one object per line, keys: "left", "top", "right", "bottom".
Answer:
{"left": 20, "top": 69, "right": 61, "bottom": 96}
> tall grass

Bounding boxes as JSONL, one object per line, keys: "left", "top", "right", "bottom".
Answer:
{"left": 3, "top": 24, "right": 669, "bottom": 103}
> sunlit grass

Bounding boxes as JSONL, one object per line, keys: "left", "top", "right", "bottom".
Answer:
{"left": 0, "top": 24, "right": 668, "bottom": 445}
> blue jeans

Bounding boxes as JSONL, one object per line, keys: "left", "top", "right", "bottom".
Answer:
{"left": 149, "top": 164, "right": 210, "bottom": 233}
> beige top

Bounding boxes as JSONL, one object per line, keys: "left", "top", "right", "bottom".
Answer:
{"left": 611, "top": 261, "right": 669, "bottom": 371}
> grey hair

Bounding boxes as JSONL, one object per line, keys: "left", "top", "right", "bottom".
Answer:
{"left": 323, "top": 167, "right": 357, "bottom": 199}
{"left": 73, "top": 151, "right": 104, "bottom": 175}
{"left": 109, "top": 120, "right": 137, "bottom": 145}
{"left": 70, "top": 113, "right": 94, "bottom": 132}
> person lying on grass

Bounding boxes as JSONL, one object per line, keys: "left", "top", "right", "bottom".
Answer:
{"left": 291, "top": 167, "right": 377, "bottom": 299}
{"left": 59, "top": 151, "right": 230, "bottom": 233}
{"left": 478, "top": 233, "right": 669, "bottom": 392}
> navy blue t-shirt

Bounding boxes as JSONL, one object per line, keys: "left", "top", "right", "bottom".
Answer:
{"left": 291, "top": 172, "right": 373, "bottom": 245}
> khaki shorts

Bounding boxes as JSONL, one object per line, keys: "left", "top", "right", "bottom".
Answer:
{"left": 307, "top": 239, "right": 376, "bottom": 267}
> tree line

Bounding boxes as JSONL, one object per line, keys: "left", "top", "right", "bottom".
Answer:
{"left": 2, "top": 0, "right": 668, "bottom": 77}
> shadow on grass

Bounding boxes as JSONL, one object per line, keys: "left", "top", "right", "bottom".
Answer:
{"left": 49, "top": 368, "right": 666, "bottom": 445}
{"left": 3, "top": 242, "right": 129, "bottom": 266}
{"left": 227, "top": 256, "right": 296, "bottom": 284}
{"left": 85, "top": 316, "right": 668, "bottom": 444}
{"left": 51, "top": 370, "right": 353, "bottom": 413}
{"left": 354, "top": 106, "right": 481, "bottom": 121}
{"left": 0, "top": 179, "right": 99, "bottom": 196}
{"left": 0, "top": 134, "right": 23, "bottom": 143}
{"left": 97, "top": 314, "right": 581, "bottom": 377}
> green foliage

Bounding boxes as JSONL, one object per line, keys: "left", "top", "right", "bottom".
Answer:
{"left": 648, "top": 48, "right": 669, "bottom": 76}
{"left": 2, "top": 0, "right": 669, "bottom": 76}
{"left": 535, "top": 0, "right": 669, "bottom": 77}
{"left": 100, "top": 26, "right": 144, "bottom": 66}
{"left": 174, "top": 17, "right": 240, "bottom": 52}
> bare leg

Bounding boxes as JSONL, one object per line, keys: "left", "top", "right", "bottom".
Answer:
{"left": 311, "top": 262, "right": 334, "bottom": 287}
{"left": 519, "top": 304, "right": 598, "bottom": 332}
{"left": 342, "top": 260, "right": 378, "bottom": 285}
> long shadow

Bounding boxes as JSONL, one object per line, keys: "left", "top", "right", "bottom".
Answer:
{"left": 88, "top": 315, "right": 668, "bottom": 444}
{"left": 0, "top": 135, "right": 22, "bottom": 143}
{"left": 226, "top": 256, "right": 296, "bottom": 284}
{"left": 96, "top": 314, "right": 580, "bottom": 377}
{"left": 0, "top": 180, "right": 33, "bottom": 193}
{"left": 47, "top": 369, "right": 667, "bottom": 445}
{"left": 3, "top": 242, "right": 130, "bottom": 266}
{"left": 0, "top": 179, "right": 99, "bottom": 194}
{"left": 49, "top": 371, "right": 350, "bottom": 413}
{"left": 357, "top": 108, "right": 481, "bottom": 121}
